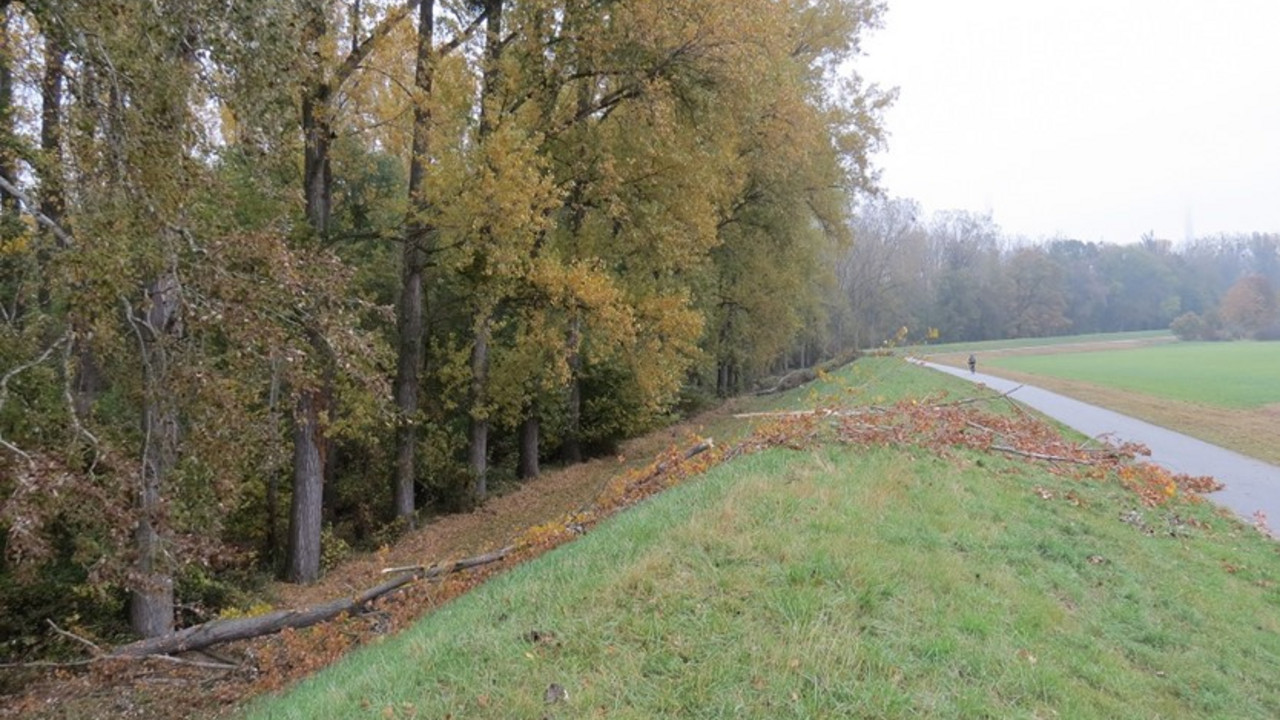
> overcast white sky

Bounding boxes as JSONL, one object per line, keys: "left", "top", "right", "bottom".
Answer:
{"left": 856, "top": 0, "right": 1280, "bottom": 245}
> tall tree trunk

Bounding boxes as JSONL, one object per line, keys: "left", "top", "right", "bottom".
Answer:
{"left": 301, "top": 86, "right": 332, "bottom": 237}
{"left": 284, "top": 4, "right": 334, "bottom": 583}
{"left": 517, "top": 413, "right": 539, "bottom": 480}
{"left": 563, "top": 315, "right": 583, "bottom": 463}
{"left": 467, "top": 0, "right": 504, "bottom": 500}
{"left": 286, "top": 390, "right": 324, "bottom": 584}
{"left": 265, "top": 359, "right": 283, "bottom": 566}
{"left": 392, "top": 0, "right": 436, "bottom": 527}
{"left": 468, "top": 310, "right": 491, "bottom": 499}
{"left": 39, "top": 36, "right": 65, "bottom": 233}
{"left": 129, "top": 271, "right": 181, "bottom": 638}
{"left": 0, "top": 8, "right": 15, "bottom": 216}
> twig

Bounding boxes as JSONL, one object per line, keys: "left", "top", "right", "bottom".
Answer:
{"left": 965, "top": 419, "right": 998, "bottom": 435}
{"left": 0, "top": 658, "right": 96, "bottom": 669}
{"left": 136, "top": 653, "right": 239, "bottom": 671}
{"left": 46, "top": 619, "right": 103, "bottom": 656}
{"left": 934, "top": 384, "right": 1024, "bottom": 408}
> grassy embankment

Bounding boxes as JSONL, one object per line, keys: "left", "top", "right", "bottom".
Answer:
{"left": 240, "top": 356, "right": 1280, "bottom": 719}
{"left": 925, "top": 333, "right": 1280, "bottom": 464}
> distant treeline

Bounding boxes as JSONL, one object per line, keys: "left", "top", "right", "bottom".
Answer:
{"left": 833, "top": 197, "right": 1280, "bottom": 347}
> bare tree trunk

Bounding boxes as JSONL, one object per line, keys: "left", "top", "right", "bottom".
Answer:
{"left": 286, "top": 390, "right": 324, "bottom": 584}
{"left": 517, "top": 413, "right": 539, "bottom": 479}
{"left": 563, "top": 328, "right": 583, "bottom": 464}
{"left": 0, "top": 9, "right": 15, "bottom": 216}
{"left": 127, "top": 271, "right": 181, "bottom": 638}
{"left": 265, "top": 359, "right": 283, "bottom": 565}
{"left": 301, "top": 87, "right": 331, "bottom": 237}
{"left": 393, "top": 0, "right": 437, "bottom": 527}
{"left": 284, "top": 4, "right": 333, "bottom": 583}
{"left": 467, "top": 0, "right": 504, "bottom": 501}
{"left": 39, "top": 36, "right": 65, "bottom": 233}
{"left": 468, "top": 310, "right": 491, "bottom": 499}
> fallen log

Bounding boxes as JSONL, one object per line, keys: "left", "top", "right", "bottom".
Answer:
{"left": 754, "top": 367, "right": 816, "bottom": 396}
{"left": 110, "top": 545, "right": 513, "bottom": 659}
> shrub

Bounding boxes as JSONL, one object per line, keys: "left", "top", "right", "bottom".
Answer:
{"left": 1170, "top": 312, "right": 1206, "bottom": 341}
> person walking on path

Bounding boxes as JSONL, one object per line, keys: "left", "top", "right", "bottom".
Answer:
{"left": 968, "top": 354, "right": 976, "bottom": 374}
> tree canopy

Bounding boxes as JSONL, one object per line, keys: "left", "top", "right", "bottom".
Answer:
{"left": 0, "top": 0, "right": 890, "bottom": 650}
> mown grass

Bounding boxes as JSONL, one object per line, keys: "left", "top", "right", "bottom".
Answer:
{"left": 985, "top": 341, "right": 1280, "bottom": 410}
{"left": 240, "top": 358, "right": 1280, "bottom": 719}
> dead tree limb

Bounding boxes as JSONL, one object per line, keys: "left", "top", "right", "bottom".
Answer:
{"left": 991, "top": 445, "right": 1093, "bottom": 466}
{"left": 935, "top": 385, "right": 1024, "bottom": 408}
{"left": 110, "top": 545, "right": 513, "bottom": 658}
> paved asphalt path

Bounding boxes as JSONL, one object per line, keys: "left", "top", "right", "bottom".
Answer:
{"left": 912, "top": 358, "right": 1280, "bottom": 526}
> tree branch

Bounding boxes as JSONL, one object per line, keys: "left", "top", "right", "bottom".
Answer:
{"left": 0, "top": 175, "right": 75, "bottom": 247}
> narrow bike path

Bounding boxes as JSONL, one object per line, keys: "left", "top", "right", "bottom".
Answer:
{"left": 913, "top": 358, "right": 1280, "bottom": 526}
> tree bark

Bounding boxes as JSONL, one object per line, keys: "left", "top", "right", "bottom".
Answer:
{"left": 286, "top": 391, "right": 324, "bottom": 584}
{"left": 518, "top": 413, "right": 539, "bottom": 479}
{"left": 393, "top": 0, "right": 437, "bottom": 527}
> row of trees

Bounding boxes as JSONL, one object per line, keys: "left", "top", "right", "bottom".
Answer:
{"left": 833, "top": 196, "right": 1280, "bottom": 346}
{"left": 0, "top": 0, "right": 891, "bottom": 649}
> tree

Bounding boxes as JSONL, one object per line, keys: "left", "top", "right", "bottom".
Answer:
{"left": 1219, "top": 274, "right": 1278, "bottom": 339}
{"left": 1006, "top": 247, "right": 1070, "bottom": 337}
{"left": 838, "top": 196, "right": 924, "bottom": 348}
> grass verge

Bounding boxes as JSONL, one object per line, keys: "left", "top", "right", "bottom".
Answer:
{"left": 240, "top": 358, "right": 1280, "bottom": 719}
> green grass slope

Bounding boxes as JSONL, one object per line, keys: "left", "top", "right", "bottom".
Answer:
{"left": 240, "top": 358, "right": 1280, "bottom": 719}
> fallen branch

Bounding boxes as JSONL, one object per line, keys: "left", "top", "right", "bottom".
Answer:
{"left": 991, "top": 444, "right": 1093, "bottom": 466}
{"left": 936, "top": 385, "right": 1024, "bottom": 408}
{"left": 733, "top": 408, "right": 879, "bottom": 419}
{"left": 656, "top": 438, "right": 715, "bottom": 474}
{"left": 110, "top": 546, "right": 513, "bottom": 658}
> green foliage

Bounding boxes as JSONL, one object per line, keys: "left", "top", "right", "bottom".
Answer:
{"left": 0, "top": 0, "right": 893, "bottom": 649}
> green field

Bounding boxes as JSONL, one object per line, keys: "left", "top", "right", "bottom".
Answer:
{"left": 906, "top": 329, "right": 1172, "bottom": 356}
{"left": 985, "top": 341, "right": 1280, "bottom": 409}
{"left": 241, "top": 358, "right": 1280, "bottom": 719}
